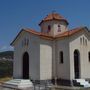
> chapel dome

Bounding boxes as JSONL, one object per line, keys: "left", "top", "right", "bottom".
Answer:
{"left": 39, "top": 12, "right": 69, "bottom": 25}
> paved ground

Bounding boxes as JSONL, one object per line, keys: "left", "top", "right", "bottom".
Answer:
{"left": 54, "top": 85, "right": 90, "bottom": 90}
{"left": 0, "top": 85, "right": 2, "bottom": 90}
{"left": 0, "top": 84, "right": 90, "bottom": 90}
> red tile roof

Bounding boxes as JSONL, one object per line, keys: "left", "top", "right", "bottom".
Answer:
{"left": 24, "top": 27, "right": 86, "bottom": 39}
{"left": 25, "top": 28, "right": 53, "bottom": 40}
{"left": 39, "top": 13, "right": 68, "bottom": 25}
{"left": 11, "top": 27, "right": 87, "bottom": 45}
{"left": 56, "top": 27, "right": 85, "bottom": 38}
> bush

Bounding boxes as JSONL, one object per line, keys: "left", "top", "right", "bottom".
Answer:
{"left": 0, "top": 60, "right": 13, "bottom": 78}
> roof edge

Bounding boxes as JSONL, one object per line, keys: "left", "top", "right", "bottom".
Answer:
{"left": 10, "top": 29, "right": 25, "bottom": 46}
{"left": 39, "top": 19, "right": 69, "bottom": 26}
{"left": 11, "top": 26, "right": 89, "bottom": 46}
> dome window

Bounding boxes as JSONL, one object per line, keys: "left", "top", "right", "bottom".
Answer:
{"left": 47, "top": 25, "right": 51, "bottom": 33}
{"left": 58, "top": 25, "right": 61, "bottom": 32}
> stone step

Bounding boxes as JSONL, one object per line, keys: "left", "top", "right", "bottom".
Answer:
{"left": 73, "top": 79, "right": 90, "bottom": 88}
{"left": 2, "top": 79, "right": 33, "bottom": 89}
{"left": 6, "top": 79, "right": 32, "bottom": 84}
{"left": 75, "top": 79, "right": 86, "bottom": 82}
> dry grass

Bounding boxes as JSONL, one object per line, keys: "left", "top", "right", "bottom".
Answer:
{"left": 0, "top": 77, "right": 12, "bottom": 84}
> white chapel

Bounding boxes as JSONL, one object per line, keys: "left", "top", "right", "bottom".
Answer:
{"left": 11, "top": 12, "right": 90, "bottom": 87}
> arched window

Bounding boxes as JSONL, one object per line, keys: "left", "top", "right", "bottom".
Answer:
{"left": 58, "top": 25, "right": 61, "bottom": 32}
{"left": 26, "top": 38, "right": 29, "bottom": 46}
{"left": 23, "top": 52, "right": 29, "bottom": 79}
{"left": 74, "top": 50, "right": 80, "bottom": 78}
{"left": 83, "top": 37, "right": 84, "bottom": 45}
{"left": 22, "top": 38, "right": 29, "bottom": 47}
{"left": 85, "top": 39, "right": 87, "bottom": 46}
{"left": 59, "top": 51, "right": 63, "bottom": 63}
{"left": 47, "top": 25, "right": 51, "bottom": 33}
{"left": 24, "top": 38, "right": 27, "bottom": 46}
{"left": 80, "top": 38, "right": 82, "bottom": 45}
{"left": 88, "top": 52, "right": 90, "bottom": 62}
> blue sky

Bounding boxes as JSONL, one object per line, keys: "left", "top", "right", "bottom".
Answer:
{"left": 0, "top": 0, "right": 90, "bottom": 51}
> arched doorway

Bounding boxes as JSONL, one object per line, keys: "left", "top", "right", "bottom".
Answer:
{"left": 22, "top": 52, "right": 29, "bottom": 79}
{"left": 74, "top": 50, "right": 80, "bottom": 79}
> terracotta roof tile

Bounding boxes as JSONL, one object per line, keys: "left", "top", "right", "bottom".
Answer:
{"left": 39, "top": 13, "right": 68, "bottom": 25}
{"left": 25, "top": 28, "right": 52, "bottom": 37}
{"left": 24, "top": 28, "right": 54, "bottom": 40}
{"left": 11, "top": 27, "right": 87, "bottom": 45}
{"left": 56, "top": 27, "right": 84, "bottom": 38}
{"left": 24, "top": 27, "right": 85, "bottom": 39}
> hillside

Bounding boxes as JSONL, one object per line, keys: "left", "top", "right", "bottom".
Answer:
{"left": 0, "top": 60, "right": 13, "bottom": 78}
{"left": 0, "top": 51, "right": 14, "bottom": 59}
{"left": 0, "top": 51, "right": 13, "bottom": 78}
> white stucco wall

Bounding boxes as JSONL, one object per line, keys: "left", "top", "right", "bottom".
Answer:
{"left": 40, "top": 20, "right": 68, "bottom": 36}
{"left": 69, "top": 31, "right": 90, "bottom": 80}
{"left": 55, "top": 38, "right": 70, "bottom": 80}
{"left": 13, "top": 31, "right": 40, "bottom": 80}
{"left": 13, "top": 31, "right": 53, "bottom": 80}
{"left": 40, "top": 39, "right": 52, "bottom": 80}
{"left": 28, "top": 34, "right": 40, "bottom": 80}
{"left": 53, "top": 21, "right": 68, "bottom": 36}
{"left": 13, "top": 28, "right": 90, "bottom": 81}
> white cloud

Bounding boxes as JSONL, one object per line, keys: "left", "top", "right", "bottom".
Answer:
{"left": 0, "top": 46, "right": 14, "bottom": 52}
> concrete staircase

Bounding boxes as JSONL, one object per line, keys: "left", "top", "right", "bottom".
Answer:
{"left": 2, "top": 79, "right": 33, "bottom": 89}
{"left": 73, "top": 79, "right": 90, "bottom": 87}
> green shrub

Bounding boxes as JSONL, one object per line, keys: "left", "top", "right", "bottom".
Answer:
{"left": 0, "top": 60, "right": 13, "bottom": 78}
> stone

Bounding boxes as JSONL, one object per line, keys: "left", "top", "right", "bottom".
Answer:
{"left": 2, "top": 79, "right": 33, "bottom": 90}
